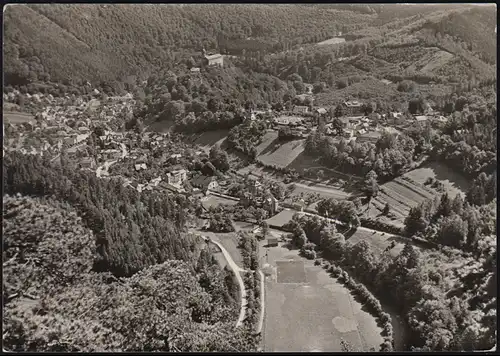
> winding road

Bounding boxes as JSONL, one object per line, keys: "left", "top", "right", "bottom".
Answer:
{"left": 209, "top": 239, "right": 248, "bottom": 328}
{"left": 205, "top": 237, "right": 266, "bottom": 333}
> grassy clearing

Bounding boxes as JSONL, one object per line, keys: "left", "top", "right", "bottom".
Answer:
{"left": 402, "top": 162, "right": 469, "bottom": 197}
{"left": 195, "top": 230, "right": 244, "bottom": 269}
{"left": 291, "top": 182, "right": 352, "bottom": 202}
{"left": 255, "top": 131, "right": 279, "bottom": 155}
{"left": 201, "top": 195, "right": 239, "bottom": 210}
{"left": 191, "top": 129, "right": 229, "bottom": 150}
{"left": 265, "top": 209, "right": 296, "bottom": 229}
{"left": 3, "top": 111, "right": 35, "bottom": 124}
{"left": 260, "top": 240, "right": 383, "bottom": 352}
{"left": 257, "top": 138, "right": 305, "bottom": 168}
{"left": 316, "top": 37, "right": 346, "bottom": 46}
{"left": 345, "top": 228, "right": 420, "bottom": 258}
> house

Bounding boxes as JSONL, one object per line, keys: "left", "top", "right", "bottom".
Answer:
{"left": 247, "top": 175, "right": 263, "bottom": 194}
{"left": 190, "top": 67, "right": 201, "bottom": 73}
{"left": 415, "top": 115, "right": 429, "bottom": 122}
{"left": 267, "top": 238, "right": 279, "bottom": 247}
{"left": 343, "top": 100, "right": 364, "bottom": 115}
{"left": 191, "top": 175, "right": 219, "bottom": 194}
{"left": 293, "top": 105, "right": 309, "bottom": 114}
{"left": 274, "top": 116, "right": 303, "bottom": 127}
{"left": 202, "top": 49, "right": 224, "bottom": 67}
{"left": 79, "top": 157, "right": 96, "bottom": 169}
{"left": 304, "top": 84, "right": 314, "bottom": 94}
{"left": 135, "top": 163, "right": 147, "bottom": 171}
{"left": 64, "top": 136, "right": 76, "bottom": 146}
{"left": 263, "top": 194, "right": 279, "bottom": 215}
{"left": 166, "top": 169, "right": 188, "bottom": 187}
{"left": 102, "top": 149, "right": 122, "bottom": 160}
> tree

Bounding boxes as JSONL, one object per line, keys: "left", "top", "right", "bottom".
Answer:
{"left": 363, "top": 170, "right": 379, "bottom": 199}
{"left": 209, "top": 144, "right": 229, "bottom": 172}
{"left": 408, "top": 98, "right": 425, "bottom": 115}
{"left": 383, "top": 203, "right": 390, "bottom": 216}
{"left": 334, "top": 104, "right": 344, "bottom": 118}
{"left": 261, "top": 221, "right": 269, "bottom": 240}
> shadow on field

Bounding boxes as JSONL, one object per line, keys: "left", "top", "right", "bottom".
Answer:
{"left": 259, "top": 137, "right": 282, "bottom": 156}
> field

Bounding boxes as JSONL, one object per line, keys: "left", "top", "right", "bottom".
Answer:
{"left": 255, "top": 131, "right": 279, "bottom": 155}
{"left": 365, "top": 161, "right": 469, "bottom": 226}
{"left": 260, "top": 240, "right": 383, "bottom": 352}
{"left": 257, "top": 137, "right": 305, "bottom": 168}
{"left": 3, "top": 111, "right": 35, "bottom": 124}
{"left": 291, "top": 182, "right": 352, "bottom": 202}
{"left": 402, "top": 161, "right": 469, "bottom": 197}
{"left": 365, "top": 176, "right": 438, "bottom": 225}
{"left": 201, "top": 195, "right": 239, "bottom": 210}
{"left": 198, "top": 230, "right": 243, "bottom": 269}
{"left": 316, "top": 37, "right": 346, "bottom": 46}
{"left": 191, "top": 130, "right": 229, "bottom": 151}
{"left": 265, "top": 209, "right": 297, "bottom": 229}
{"left": 345, "top": 228, "right": 420, "bottom": 258}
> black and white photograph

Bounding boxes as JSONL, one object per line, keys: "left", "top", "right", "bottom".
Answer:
{"left": 2, "top": 3, "right": 497, "bottom": 352}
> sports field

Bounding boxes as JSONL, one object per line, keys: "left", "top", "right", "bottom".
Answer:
{"left": 260, "top": 241, "right": 383, "bottom": 352}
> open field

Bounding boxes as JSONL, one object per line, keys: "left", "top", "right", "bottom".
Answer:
{"left": 255, "top": 131, "right": 279, "bottom": 155}
{"left": 257, "top": 138, "right": 305, "bottom": 168}
{"left": 367, "top": 163, "right": 470, "bottom": 226}
{"left": 191, "top": 129, "right": 229, "bottom": 150}
{"left": 195, "top": 230, "right": 243, "bottom": 269}
{"left": 3, "top": 111, "right": 35, "bottom": 124}
{"left": 345, "top": 228, "right": 420, "bottom": 258}
{"left": 260, "top": 241, "right": 383, "bottom": 352}
{"left": 291, "top": 182, "right": 352, "bottom": 201}
{"left": 265, "top": 209, "right": 297, "bottom": 229}
{"left": 402, "top": 161, "right": 469, "bottom": 197}
{"left": 201, "top": 195, "right": 239, "bottom": 210}
{"left": 316, "top": 37, "right": 346, "bottom": 46}
{"left": 148, "top": 119, "right": 175, "bottom": 133}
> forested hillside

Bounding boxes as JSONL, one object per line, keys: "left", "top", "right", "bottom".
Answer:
{"left": 3, "top": 4, "right": 374, "bottom": 87}
{"left": 3, "top": 195, "right": 254, "bottom": 352}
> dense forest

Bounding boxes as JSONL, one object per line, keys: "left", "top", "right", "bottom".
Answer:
{"left": 3, "top": 4, "right": 496, "bottom": 97}
{"left": 4, "top": 151, "right": 195, "bottom": 277}
{"left": 3, "top": 4, "right": 375, "bottom": 88}
{"left": 3, "top": 195, "right": 256, "bottom": 352}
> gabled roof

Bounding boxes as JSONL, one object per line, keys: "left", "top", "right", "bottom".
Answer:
{"left": 191, "top": 174, "right": 217, "bottom": 190}
{"left": 205, "top": 53, "right": 223, "bottom": 60}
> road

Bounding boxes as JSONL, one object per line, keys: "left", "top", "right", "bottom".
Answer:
{"left": 257, "top": 270, "right": 265, "bottom": 334}
{"left": 209, "top": 239, "right": 247, "bottom": 328}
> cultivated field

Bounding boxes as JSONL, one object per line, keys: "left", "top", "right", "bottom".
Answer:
{"left": 366, "top": 163, "right": 470, "bottom": 226}
{"left": 402, "top": 161, "right": 469, "bottom": 197}
{"left": 316, "top": 37, "right": 346, "bottom": 46}
{"left": 3, "top": 111, "right": 35, "bottom": 124}
{"left": 260, "top": 241, "right": 383, "bottom": 352}
{"left": 291, "top": 182, "right": 352, "bottom": 202}
{"left": 367, "top": 176, "right": 438, "bottom": 225}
